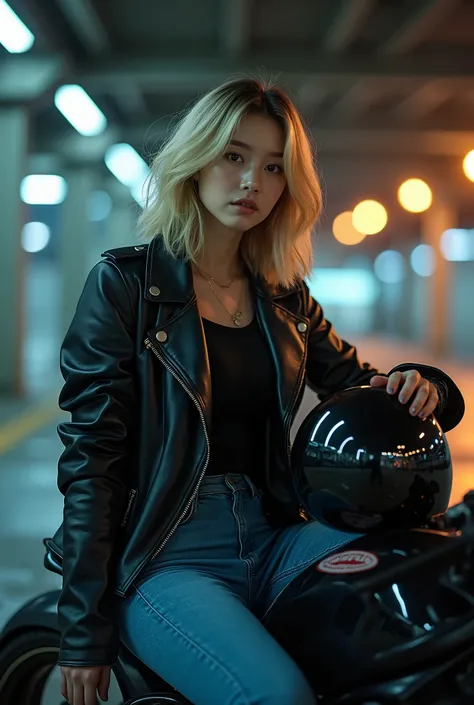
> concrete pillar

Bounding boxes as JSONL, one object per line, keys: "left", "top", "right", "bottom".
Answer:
{"left": 105, "top": 182, "right": 138, "bottom": 250}
{"left": 0, "top": 108, "right": 29, "bottom": 395}
{"left": 59, "top": 167, "right": 96, "bottom": 337}
{"left": 396, "top": 243, "right": 416, "bottom": 341}
{"left": 421, "top": 200, "right": 455, "bottom": 358}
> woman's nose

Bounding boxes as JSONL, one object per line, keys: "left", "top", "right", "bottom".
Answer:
{"left": 240, "top": 168, "right": 259, "bottom": 192}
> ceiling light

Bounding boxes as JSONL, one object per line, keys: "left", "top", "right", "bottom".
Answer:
{"left": 55, "top": 85, "right": 107, "bottom": 137}
{"left": 0, "top": 1, "right": 35, "bottom": 53}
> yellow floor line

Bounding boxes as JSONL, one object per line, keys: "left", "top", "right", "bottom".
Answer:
{"left": 0, "top": 396, "right": 60, "bottom": 455}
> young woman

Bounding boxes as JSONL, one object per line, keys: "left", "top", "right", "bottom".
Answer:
{"left": 57, "top": 77, "right": 463, "bottom": 705}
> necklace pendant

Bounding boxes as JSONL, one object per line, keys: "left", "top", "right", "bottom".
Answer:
{"left": 233, "top": 309, "right": 243, "bottom": 326}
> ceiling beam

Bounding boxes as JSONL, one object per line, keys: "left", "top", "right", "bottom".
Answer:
{"left": 54, "top": 126, "right": 120, "bottom": 163}
{"left": 313, "top": 128, "right": 474, "bottom": 157}
{"left": 56, "top": 0, "right": 110, "bottom": 54}
{"left": 394, "top": 79, "right": 455, "bottom": 121}
{"left": 322, "top": 0, "right": 376, "bottom": 52}
{"left": 220, "top": 0, "right": 253, "bottom": 57}
{"left": 331, "top": 80, "right": 379, "bottom": 119}
{"left": 74, "top": 53, "right": 474, "bottom": 95}
{"left": 0, "top": 54, "right": 66, "bottom": 102}
{"left": 114, "top": 84, "right": 149, "bottom": 121}
{"left": 297, "top": 83, "right": 329, "bottom": 113}
{"left": 381, "top": 0, "right": 459, "bottom": 55}
{"left": 35, "top": 126, "right": 474, "bottom": 159}
{"left": 116, "top": 121, "right": 474, "bottom": 157}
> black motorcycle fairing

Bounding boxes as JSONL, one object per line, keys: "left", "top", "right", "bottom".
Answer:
{"left": 263, "top": 527, "right": 474, "bottom": 698}
{"left": 0, "top": 588, "right": 186, "bottom": 703}
{"left": 0, "top": 591, "right": 61, "bottom": 645}
{"left": 327, "top": 644, "right": 474, "bottom": 705}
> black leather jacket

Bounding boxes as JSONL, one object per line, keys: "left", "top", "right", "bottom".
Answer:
{"left": 50, "top": 235, "right": 465, "bottom": 667}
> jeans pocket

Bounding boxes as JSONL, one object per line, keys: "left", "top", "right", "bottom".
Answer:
{"left": 178, "top": 493, "right": 199, "bottom": 526}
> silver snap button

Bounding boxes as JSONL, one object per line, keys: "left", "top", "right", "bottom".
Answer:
{"left": 155, "top": 330, "right": 168, "bottom": 343}
{"left": 297, "top": 322, "right": 308, "bottom": 333}
{"left": 149, "top": 286, "right": 161, "bottom": 297}
{"left": 134, "top": 246, "right": 145, "bottom": 251}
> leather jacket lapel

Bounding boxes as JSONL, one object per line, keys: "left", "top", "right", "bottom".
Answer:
{"left": 253, "top": 278, "right": 309, "bottom": 427}
{"left": 143, "top": 238, "right": 212, "bottom": 424}
{"left": 142, "top": 237, "right": 309, "bottom": 431}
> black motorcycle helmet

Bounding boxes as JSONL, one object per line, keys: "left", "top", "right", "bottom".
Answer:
{"left": 291, "top": 385, "right": 452, "bottom": 532}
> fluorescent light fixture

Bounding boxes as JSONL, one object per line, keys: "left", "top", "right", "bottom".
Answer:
{"left": 88, "top": 190, "right": 113, "bottom": 222}
{"left": 20, "top": 175, "right": 67, "bottom": 205}
{"left": 410, "top": 244, "right": 435, "bottom": 277}
{"left": 105, "top": 143, "right": 150, "bottom": 188}
{"left": 131, "top": 179, "right": 149, "bottom": 208}
{"left": 21, "top": 222, "right": 51, "bottom": 253}
{"left": 374, "top": 250, "right": 407, "bottom": 284}
{"left": 0, "top": 1, "right": 35, "bottom": 53}
{"left": 54, "top": 85, "right": 107, "bottom": 136}
{"left": 307, "top": 268, "right": 379, "bottom": 306}
{"left": 440, "top": 228, "right": 474, "bottom": 262}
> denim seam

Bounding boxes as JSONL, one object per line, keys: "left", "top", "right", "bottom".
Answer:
{"left": 232, "top": 491, "right": 254, "bottom": 606}
{"left": 266, "top": 540, "right": 349, "bottom": 589}
{"left": 134, "top": 586, "right": 252, "bottom": 705}
{"left": 259, "top": 540, "right": 349, "bottom": 624}
{"left": 260, "top": 582, "right": 291, "bottom": 625}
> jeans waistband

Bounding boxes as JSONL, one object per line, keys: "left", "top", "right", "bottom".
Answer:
{"left": 198, "top": 473, "right": 261, "bottom": 498}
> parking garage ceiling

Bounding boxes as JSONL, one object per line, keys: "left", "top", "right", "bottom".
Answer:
{"left": 2, "top": 0, "right": 474, "bottom": 223}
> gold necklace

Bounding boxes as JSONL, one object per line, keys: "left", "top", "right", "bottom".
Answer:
{"left": 204, "top": 276, "right": 244, "bottom": 326}
{"left": 195, "top": 265, "right": 236, "bottom": 289}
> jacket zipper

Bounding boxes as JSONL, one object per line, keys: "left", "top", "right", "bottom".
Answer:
{"left": 121, "top": 488, "right": 137, "bottom": 528}
{"left": 121, "top": 337, "right": 210, "bottom": 588}
{"left": 284, "top": 366, "right": 305, "bottom": 468}
{"left": 121, "top": 326, "right": 303, "bottom": 593}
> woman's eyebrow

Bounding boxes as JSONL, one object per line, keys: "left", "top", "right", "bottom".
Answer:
{"left": 229, "top": 139, "right": 283, "bottom": 158}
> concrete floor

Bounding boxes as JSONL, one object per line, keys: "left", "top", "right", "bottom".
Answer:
{"left": 0, "top": 328, "right": 472, "bottom": 704}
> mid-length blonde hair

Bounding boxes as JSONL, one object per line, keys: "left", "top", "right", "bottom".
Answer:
{"left": 138, "top": 76, "right": 322, "bottom": 288}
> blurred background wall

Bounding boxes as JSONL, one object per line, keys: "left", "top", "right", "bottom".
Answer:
{"left": 1, "top": 0, "right": 474, "bottom": 402}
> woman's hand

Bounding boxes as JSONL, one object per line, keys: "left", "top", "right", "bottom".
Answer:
{"left": 60, "top": 664, "right": 111, "bottom": 705}
{"left": 370, "top": 369, "right": 439, "bottom": 420}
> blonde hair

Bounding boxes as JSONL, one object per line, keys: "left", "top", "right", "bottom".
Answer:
{"left": 138, "top": 76, "right": 322, "bottom": 288}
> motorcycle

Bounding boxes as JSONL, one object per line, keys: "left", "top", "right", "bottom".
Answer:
{"left": 0, "top": 491, "right": 474, "bottom": 705}
{"left": 0, "top": 385, "right": 470, "bottom": 705}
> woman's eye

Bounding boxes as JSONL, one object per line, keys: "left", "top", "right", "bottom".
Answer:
{"left": 226, "top": 152, "right": 243, "bottom": 162}
{"left": 267, "top": 164, "right": 283, "bottom": 174}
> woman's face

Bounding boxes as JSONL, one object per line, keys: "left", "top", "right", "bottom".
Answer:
{"left": 196, "top": 113, "right": 287, "bottom": 233}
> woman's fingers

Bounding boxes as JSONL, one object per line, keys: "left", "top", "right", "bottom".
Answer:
{"left": 98, "top": 666, "right": 111, "bottom": 702}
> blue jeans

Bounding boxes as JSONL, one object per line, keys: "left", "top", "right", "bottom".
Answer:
{"left": 120, "top": 473, "right": 357, "bottom": 705}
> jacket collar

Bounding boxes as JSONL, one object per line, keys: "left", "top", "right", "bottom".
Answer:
{"left": 144, "top": 234, "right": 299, "bottom": 305}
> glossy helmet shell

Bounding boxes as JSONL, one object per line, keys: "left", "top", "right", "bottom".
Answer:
{"left": 291, "top": 386, "right": 452, "bottom": 532}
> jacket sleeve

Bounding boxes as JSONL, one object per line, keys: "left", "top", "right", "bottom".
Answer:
{"left": 302, "top": 283, "right": 465, "bottom": 433}
{"left": 303, "top": 283, "right": 379, "bottom": 398}
{"left": 56, "top": 259, "right": 136, "bottom": 667}
{"left": 386, "top": 361, "right": 465, "bottom": 433}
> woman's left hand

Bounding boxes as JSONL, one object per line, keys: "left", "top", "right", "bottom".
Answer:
{"left": 370, "top": 369, "right": 439, "bottom": 420}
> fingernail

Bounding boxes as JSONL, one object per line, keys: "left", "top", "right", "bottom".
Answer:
{"left": 399, "top": 395, "right": 406, "bottom": 403}
{"left": 410, "top": 406, "right": 417, "bottom": 415}
{"left": 387, "top": 386, "right": 394, "bottom": 394}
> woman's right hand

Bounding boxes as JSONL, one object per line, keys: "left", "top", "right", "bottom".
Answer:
{"left": 60, "top": 664, "right": 111, "bottom": 704}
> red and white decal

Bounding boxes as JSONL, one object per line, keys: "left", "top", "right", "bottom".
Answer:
{"left": 317, "top": 550, "right": 379, "bottom": 574}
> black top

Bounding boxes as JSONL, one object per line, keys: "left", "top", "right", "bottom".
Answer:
{"left": 202, "top": 316, "right": 276, "bottom": 487}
